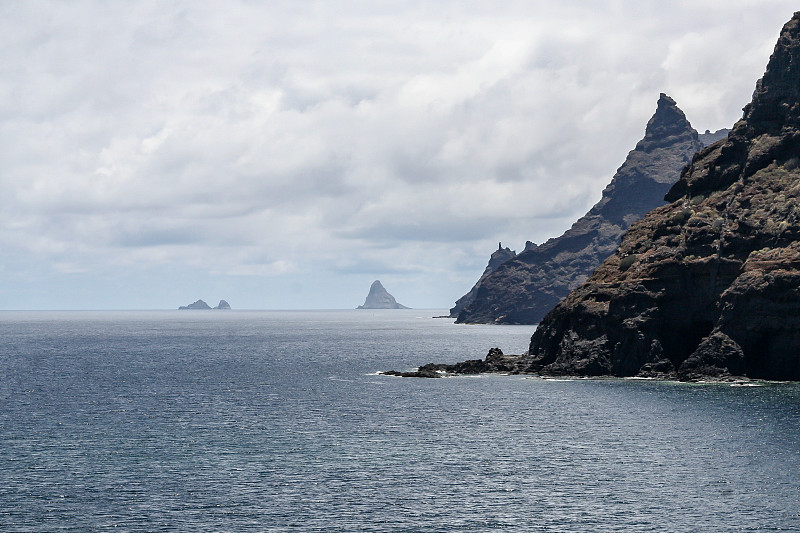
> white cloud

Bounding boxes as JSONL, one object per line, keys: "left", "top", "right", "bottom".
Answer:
{"left": 0, "top": 0, "right": 797, "bottom": 309}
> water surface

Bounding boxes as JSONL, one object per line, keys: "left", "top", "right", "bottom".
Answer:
{"left": 1, "top": 310, "right": 798, "bottom": 531}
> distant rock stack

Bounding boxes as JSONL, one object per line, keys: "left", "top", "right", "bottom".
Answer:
{"left": 455, "top": 93, "right": 707, "bottom": 324}
{"left": 526, "top": 12, "right": 800, "bottom": 381}
{"left": 178, "top": 299, "right": 231, "bottom": 310}
{"left": 357, "top": 280, "right": 409, "bottom": 309}
{"left": 214, "top": 300, "right": 231, "bottom": 310}
{"left": 179, "top": 299, "right": 212, "bottom": 310}
{"left": 449, "top": 243, "right": 516, "bottom": 317}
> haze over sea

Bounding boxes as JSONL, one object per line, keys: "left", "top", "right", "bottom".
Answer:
{"left": 1, "top": 309, "right": 799, "bottom": 532}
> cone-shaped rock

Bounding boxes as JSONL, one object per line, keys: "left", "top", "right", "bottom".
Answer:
{"left": 357, "top": 280, "right": 409, "bottom": 309}
{"left": 456, "top": 94, "right": 705, "bottom": 324}
{"left": 526, "top": 13, "right": 800, "bottom": 381}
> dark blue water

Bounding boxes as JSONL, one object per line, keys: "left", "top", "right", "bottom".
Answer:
{"left": 1, "top": 310, "right": 799, "bottom": 532}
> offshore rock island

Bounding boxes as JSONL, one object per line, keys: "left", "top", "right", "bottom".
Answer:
{"left": 178, "top": 299, "right": 231, "bottom": 310}
{"left": 454, "top": 95, "right": 726, "bottom": 325}
{"left": 391, "top": 12, "right": 800, "bottom": 382}
{"left": 357, "top": 280, "right": 410, "bottom": 309}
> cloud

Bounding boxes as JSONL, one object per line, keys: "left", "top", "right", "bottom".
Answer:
{"left": 0, "top": 0, "right": 797, "bottom": 309}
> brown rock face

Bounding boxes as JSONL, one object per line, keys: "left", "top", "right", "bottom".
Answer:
{"left": 526, "top": 12, "right": 800, "bottom": 380}
{"left": 455, "top": 94, "right": 705, "bottom": 324}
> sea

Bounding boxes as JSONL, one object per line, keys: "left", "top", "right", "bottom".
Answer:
{"left": 1, "top": 309, "right": 799, "bottom": 532}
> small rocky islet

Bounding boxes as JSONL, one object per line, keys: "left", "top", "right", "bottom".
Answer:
{"left": 178, "top": 299, "right": 231, "bottom": 310}
{"left": 389, "top": 12, "right": 800, "bottom": 382}
{"left": 357, "top": 280, "right": 409, "bottom": 309}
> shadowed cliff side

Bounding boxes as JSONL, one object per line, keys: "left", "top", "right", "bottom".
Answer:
{"left": 456, "top": 94, "right": 705, "bottom": 324}
{"left": 526, "top": 12, "right": 800, "bottom": 381}
{"left": 449, "top": 243, "right": 516, "bottom": 317}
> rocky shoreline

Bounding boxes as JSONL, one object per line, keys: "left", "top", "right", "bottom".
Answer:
{"left": 381, "top": 347, "right": 778, "bottom": 383}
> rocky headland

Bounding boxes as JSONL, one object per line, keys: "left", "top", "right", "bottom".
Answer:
{"left": 524, "top": 12, "right": 800, "bottom": 381}
{"left": 357, "top": 280, "right": 409, "bottom": 309}
{"left": 449, "top": 243, "right": 516, "bottom": 317}
{"left": 387, "top": 13, "right": 800, "bottom": 382}
{"left": 454, "top": 94, "right": 714, "bottom": 324}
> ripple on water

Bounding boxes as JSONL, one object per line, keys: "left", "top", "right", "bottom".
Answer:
{"left": 1, "top": 310, "right": 799, "bottom": 532}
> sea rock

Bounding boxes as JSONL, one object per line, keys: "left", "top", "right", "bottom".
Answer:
{"left": 456, "top": 93, "right": 709, "bottom": 324}
{"left": 214, "top": 300, "right": 231, "bottom": 310}
{"left": 449, "top": 243, "right": 516, "bottom": 317}
{"left": 383, "top": 348, "right": 523, "bottom": 377}
{"left": 357, "top": 280, "right": 410, "bottom": 309}
{"left": 525, "top": 12, "right": 800, "bottom": 381}
{"left": 178, "top": 299, "right": 212, "bottom": 310}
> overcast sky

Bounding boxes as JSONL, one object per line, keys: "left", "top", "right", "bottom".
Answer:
{"left": 1, "top": 1, "right": 797, "bottom": 310}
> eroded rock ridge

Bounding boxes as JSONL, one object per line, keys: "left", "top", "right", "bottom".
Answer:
{"left": 456, "top": 94, "right": 707, "bottom": 324}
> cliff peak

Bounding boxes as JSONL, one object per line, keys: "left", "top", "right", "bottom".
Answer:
{"left": 639, "top": 93, "right": 697, "bottom": 146}
{"left": 667, "top": 12, "right": 800, "bottom": 201}
{"left": 742, "top": 12, "right": 800, "bottom": 135}
{"left": 454, "top": 94, "right": 704, "bottom": 324}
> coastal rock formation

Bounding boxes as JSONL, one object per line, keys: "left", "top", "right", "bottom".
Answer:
{"left": 357, "top": 280, "right": 409, "bottom": 309}
{"left": 525, "top": 12, "right": 800, "bottom": 381}
{"left": 383, "top": 348, "right": 521, "bottom": 378}
{"left": 178, "top": 299, "right": 231, "bottom": 310}
{"left": 179, "top": 299, "right": 212, "bottom": 310}
{"left": 455, "top": 94, "right": 709, "bottom": 324}
{"left": 449, "top": 243, "right": 516, "bottom": 317}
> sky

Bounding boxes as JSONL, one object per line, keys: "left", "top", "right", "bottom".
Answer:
{"left": 1, "top": 1, "right": 797, "bottom": 310}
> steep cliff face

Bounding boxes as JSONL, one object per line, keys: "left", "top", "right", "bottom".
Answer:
{"left": 456, "top": 94, "right": 705, "bottom": 324}
{"left": 526, "top": 13, "right": 800, "bottom": 381}
{"left": 449, "top": 243, "right": 516, "bottom": 317}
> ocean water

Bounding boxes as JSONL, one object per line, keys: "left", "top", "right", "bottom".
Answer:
{"left": 1, "top": 309, "right": 799, "bottom": 532}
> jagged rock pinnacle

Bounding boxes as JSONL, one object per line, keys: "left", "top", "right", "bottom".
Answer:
{"left": 454, "top": 94, "right": 705, "bottom": 324}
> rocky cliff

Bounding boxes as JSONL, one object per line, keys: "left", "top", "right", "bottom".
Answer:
{"left": 449, "top": 243, "right": 516, "bottom": 317}
{"left": 455, "top": 94, "right": 707, "bottom": 324}
{"left": 525, "top": 12, "right": 800, "bottom": 381}
{"left": 357, "top": 280, "right": 410, "bottom": 309}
